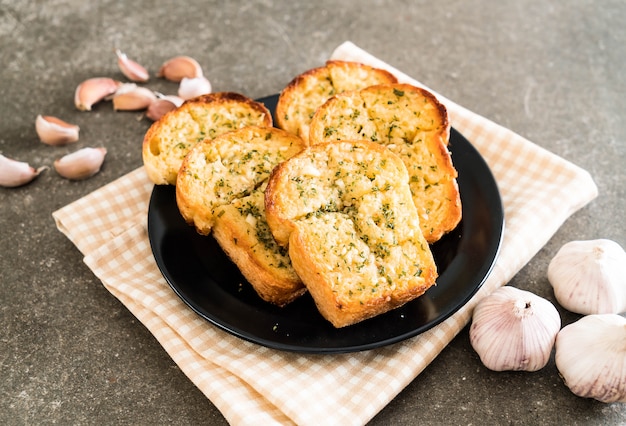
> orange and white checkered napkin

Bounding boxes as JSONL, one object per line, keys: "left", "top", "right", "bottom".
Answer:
{"left": 53, "top": 42, "right": 598, "bottom": 426}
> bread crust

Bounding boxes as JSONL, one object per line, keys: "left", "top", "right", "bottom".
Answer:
{"left": 265, "top": 140, "right": 438, "bottom": 327}
{"left": 176, "top": 125, "right": 307, "bottom": 306}
{"left": 142, "top": 92, "right": 272, "bottom": 185}
{"left": 275, "top": 61, "right": 397, "bottom": 144}
{"left": 212, "top": 190, "right": 306, "bottom": 307}
{"left": 308, "top": 83, "right": 462, "bottom": 243}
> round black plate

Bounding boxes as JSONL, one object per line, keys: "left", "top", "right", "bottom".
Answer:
{"left": 147, "top": 94, "right": 504, "bottom": 354}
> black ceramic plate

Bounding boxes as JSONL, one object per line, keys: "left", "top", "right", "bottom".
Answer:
{"left": 147, "top": 94, "right": 504, "bottom": 354}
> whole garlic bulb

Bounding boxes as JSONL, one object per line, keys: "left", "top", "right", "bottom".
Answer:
{"left": 548, "top": 239, "right": 626, "bottom": 315}
{"left": 555, "top": 314, "right": 626, "bottom": 403}
{"left": 469, "top": 286, "right": 561, "bottom": 372}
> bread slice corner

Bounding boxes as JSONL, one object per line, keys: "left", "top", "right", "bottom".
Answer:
{"left": 275, "top": 61, "right": 397, "bottom": 144}
{"left": 142, "top": 92, "right": 272, "bottom": 185}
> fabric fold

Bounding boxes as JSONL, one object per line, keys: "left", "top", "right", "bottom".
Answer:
{"left": 53, "top": 41, "right": 598, "bottom": 426}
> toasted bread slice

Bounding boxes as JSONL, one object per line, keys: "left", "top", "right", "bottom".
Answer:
{"left": 176, "top": 126, "right": 306, "bottom": 306}
{"left": 308, "top": 83, "right": 462, "bottom": 243}
{"left": 275, "top": 60, "right": 397, "bottom": 144}
{"left": 142, "top": 92, "right": 272, "bottom": 185}
{"left": 212, "top": 188, "right": 306, "bottom": 306}
{"left": 265, "top": 140, "right": 438, "bottom": 327}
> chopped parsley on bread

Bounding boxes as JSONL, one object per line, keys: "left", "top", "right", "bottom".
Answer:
{"left": 176, "top": 126, "right": 307, "bottom": 306}
{"left": 265, "top": 140, "right": 438, "bottom": 327}
{"left": 308, "top": 83, "right": 462, "bottom": 243}
{"left": 142, "top": 92, "right": 272, "bottom": 185}
{"left": 276, "top": 60, "right": 397, "bottom": 144}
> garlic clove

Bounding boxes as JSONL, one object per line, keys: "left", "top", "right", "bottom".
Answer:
{"left": 0, "top": 154, "right": 47, "bottom": 187}
{"left": 157, "top": 94, "right": 185, "bottom": 107}
{"left": 555, "top": 314, "right": 626, "bottom": 403}
{"left": 469, "top": 286, "right": 561, "bottom": 372}
{"left": 177, "top": 76, "right": 212, "bottom": 100}
{"left": 35, "top": 115, "right": 80, "bottom": 146}
{"left": 54, "top": 147, "right": 107, "bottom": 180}
{"left": 156, "top": 55, "right": 203, "bottom": 82}
{"left": 74, "top": 77, "right": 122, "bottom": 111}
{"left": 548, "top": 239, "right": 626, "bottom": 315}
{"left": 115, "top": 49, "right": 149, "bottom": 83}
{"left": 112, "top": 83, "right": 157, "bottom": 111}
{"left": 145, "top": 99, "right": 176, "bottom": 121}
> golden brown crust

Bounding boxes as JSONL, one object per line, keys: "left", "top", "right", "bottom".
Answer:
{"left": 142, "top": 92, "right": 272, "bottom": 185}
{"left": 265, "top": 140, "right": 438, "bottom": 327}
{"left": 176, "top": 126, "right": 307, "bottom": 306}
{"left": 212, "top": 190, "right": 306, "bottom": 307}
{"left": 308, "top": 83, "right": 462, "bottom": 243}
{"left": 275, "top": 61, "right": 397, "bottom": 144}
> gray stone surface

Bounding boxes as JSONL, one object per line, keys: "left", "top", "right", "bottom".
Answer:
{"left": 1, "top": 0, "right": 625, "bottom": 424}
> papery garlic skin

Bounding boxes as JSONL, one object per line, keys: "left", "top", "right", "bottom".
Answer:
{"left": 35, "top": 115, "right": 80, "bottom": 146}
{"left": 177, "top": 76, "right": 212, "bottom": 100}
{"left": 75, "top": 77, "right": 122, "bottom": 111}
{"left": 112, "top": 84, "right": 157, "bottom": 111}
{"left": 555, "top": 314, "right": 626, "bottom": 403}
{"left": 548, "top": 239, "right": 626, "bottom": 315}
{"left": 54, "top": 147, "right": 107, "bottom": 180}
{"left": 0, "top": 154, "right": 46, "bottom": 187}
{"left": 469, "top": 286, "right": 561, "bottom": 372}
{"left": 115, "top": 49, "right": 149, "bottom": 83}
{"left": 157, "top": 56, "right": 203, "bottom": 82}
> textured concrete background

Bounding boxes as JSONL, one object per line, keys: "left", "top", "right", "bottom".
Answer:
{"left": 1, "top": 0, "right": 625, "bottom": 424}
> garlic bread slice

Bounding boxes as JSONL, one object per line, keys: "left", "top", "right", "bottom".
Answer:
{"left": 308, "top": 83, "right": 462, "bottom": 243}
{"left": 176, "top": 126, "right": 306, "bottom": 306}
{"left": 265, "top": 140, "right": 437, "bottom": 327}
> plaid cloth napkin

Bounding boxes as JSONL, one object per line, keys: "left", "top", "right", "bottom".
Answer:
{"left": 53, "top": 41, "right": 598, "bottom": 426}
